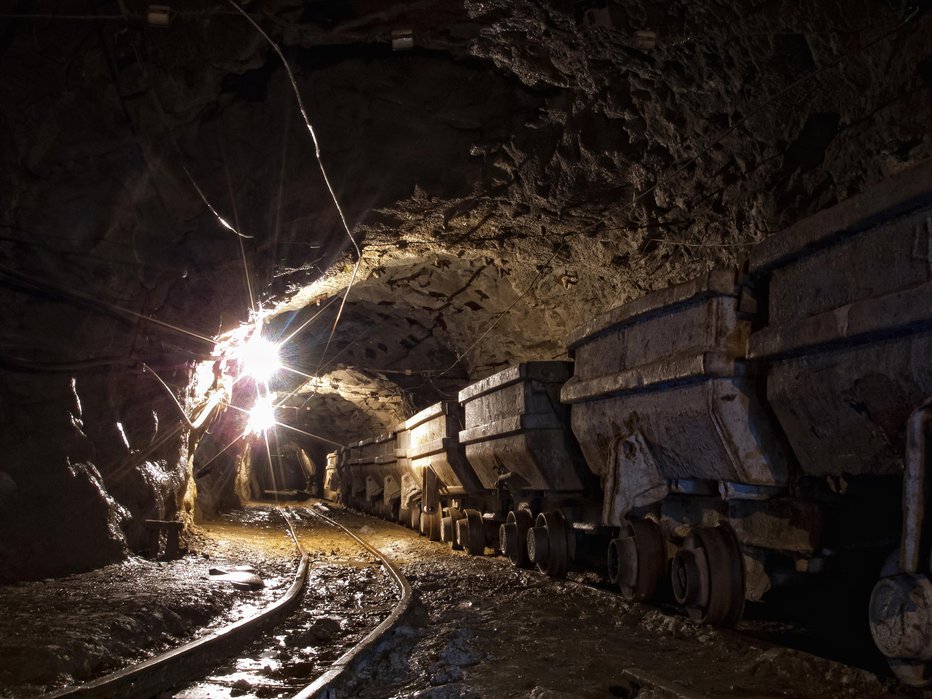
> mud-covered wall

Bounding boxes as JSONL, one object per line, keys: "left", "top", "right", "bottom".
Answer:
{"left": 0, "top": 0, "right": 929, "bottom": 580}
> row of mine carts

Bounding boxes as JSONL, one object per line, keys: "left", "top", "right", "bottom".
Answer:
{"left": 323, "top": 161, "right": 932, "bottom": 685}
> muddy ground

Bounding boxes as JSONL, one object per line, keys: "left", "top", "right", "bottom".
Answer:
{"left": 1, "top": 502, "right": 930, "bottom": 698}
{"left": 0, "top": 507, "right": 301, "bottom": 697}
{"left": 176, "top": 507, "right": 399, "bottom": 698}
{"left": 323, "top": 508, "right": 928, "bottom": 699}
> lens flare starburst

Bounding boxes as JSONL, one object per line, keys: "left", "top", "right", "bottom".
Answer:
{"left": 236, "top": 332, "right": 282, "bottom": 384}
{"left": 245, "top": 394, "right": 276, "bottom": 435}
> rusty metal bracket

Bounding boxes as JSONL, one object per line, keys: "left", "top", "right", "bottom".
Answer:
{"left": 901, "top": 398, "right": 932, "bottom": 574}
{"left": 602, "top": 431, "right": 668, "bottom": 527}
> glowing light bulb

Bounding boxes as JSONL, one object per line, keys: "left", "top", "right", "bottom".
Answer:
{"left": 245, "top": 394, "right": 276, "bottom": 435}
{"left": 237, "top": 333, "right": 281, "bottom": 383}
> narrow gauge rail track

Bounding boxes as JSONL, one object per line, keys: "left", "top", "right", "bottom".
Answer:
{"left": 47, "top": 505, "right": 412, "bottom": 699}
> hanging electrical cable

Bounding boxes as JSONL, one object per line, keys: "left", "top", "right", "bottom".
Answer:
{"left": 225, "top": 0, "right": 363, "bottom": 377}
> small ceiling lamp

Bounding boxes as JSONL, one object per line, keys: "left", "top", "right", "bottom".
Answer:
{"left": 245, "top": 394, "right": 276, "bottom": 435}
{"left": 236, "top": 331, "right": 282, "bottom": 384}
{"left": 392, "top": 29, "right": 414, "bottom": 51}
{"left": 633, "top": 30, "right": 657, "bottom": 50}
{"left": 147, "top": 5, "right": 171, "bottom": 27}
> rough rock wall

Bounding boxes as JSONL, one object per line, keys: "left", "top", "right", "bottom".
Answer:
{"left": 268, "top": 0, "right": 932, "bottom": 398}
{"left": 0, "top": 5, "right": 241, "bottom": 580}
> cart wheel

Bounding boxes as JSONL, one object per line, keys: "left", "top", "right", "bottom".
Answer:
{"left": 608, "top": 518, "right": 666, "bottom": 602}
{"left": 440, "top": 507, "right": 463, "bottom": 551}
{"left": 528, "top": 510, "right": 570, "bottom": 578}
{"left": 462, "top": 509, "right": 486, "bottom": 555}
{"left": 425, "top": 507, "right": 442, "bottom": 542}
{"left": 671, "top": 524, "right": 744, "bottom": 626}
{"left": 500, "top": 509, "right": 534, "bottom": 568}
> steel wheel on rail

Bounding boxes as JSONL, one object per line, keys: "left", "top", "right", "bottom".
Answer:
{"left": 423, "top": 506, "right": 442, "bottom": 542}
{"left": 670, "top": 523, "right": 744, "bottom": 626}
{"left": 418, "top": 506, "right": 428, "bottom": 536}
{"left": 408, "top": 504, "right": 421, "bottom": 531}
{"left": 608, "top": 518, "right": 666, "bottom": 602}
{"left": 456, "top": 509, "right": 486, "bottom": 555}
{"left": 500, "top": 509, "right": 534, "bottom": 568}
{"left": 527, "top": 510, "right": 570, "bottom": 578}
{"left": 442, "top": 507, "right": 465, "bottom": 550}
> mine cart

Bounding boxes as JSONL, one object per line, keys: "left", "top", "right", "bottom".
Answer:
{"left": 371, "top": 428, "right": 408, "bottom": 522}
{"left": 295, "top": 448, "right": 319, "bottom": 497}
{"left": 458, "top": 361, "right": 600, "bottom": 573}
{"left": 344, "top": 440, "right": 368, "bottom": 512}
{"left": 747, "top": 159, "right": 932, "bottom": 685}
{"left": 404, "top": 401, "right": 493, "bottom": 550}
{"left": 323, "top": 451, "right": 342, "bottom": 502}
{"left": 335, "top": 446, "right": 353, "bottom": 505}
{"left": 561, "top": 269, "right": 793, "bottom": 625}
{"left": 393, "top": 422, "right": 421, "bottom": 529}
{"left": 345, "top": 432, "right": 398, "bottom": 518}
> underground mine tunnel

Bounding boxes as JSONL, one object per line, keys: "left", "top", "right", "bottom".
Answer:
{"left": 1, "top": 0, "right": 932, "bottom": 697}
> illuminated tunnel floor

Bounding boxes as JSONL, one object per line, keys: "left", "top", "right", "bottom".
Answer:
{"left": 0, "top": 506, "right": 302, "bottom": 696}
{"left": 0, "top": 502, "right": 916, "bottom": 698}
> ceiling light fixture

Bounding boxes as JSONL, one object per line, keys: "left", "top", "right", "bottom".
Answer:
{"left": 146, "top": 5, "right": 171, "bottom": 27}
{"left": 245, "top": 394, "right": 276, "bottom": 435}
{"left": 235, "top": 327, "right": 282, "bottom": 384}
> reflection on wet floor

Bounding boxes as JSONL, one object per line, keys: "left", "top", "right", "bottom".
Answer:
{"left": 0, "top": 505, "right": 296, "bottom": 697}
{"left": 0, "top": 555, "right": 288, "bottom": 695}
{"left": 0, "top": 502, "right": 920, "bottom": 699}
{"left": 170, "top": 508, "right": 400, "bottom": 698}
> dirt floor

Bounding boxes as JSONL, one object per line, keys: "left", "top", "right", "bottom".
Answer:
{"left": 2, "top": 501, "right": 932, "bottom": 698}
{"left": 176, "top": 506, "right": 399, "bottom": 698}
{"left": 0, "top": 507, "right": 301, "bottom": 697}
{"left": 324, "top": 508, "right": 931, "bottom": 699}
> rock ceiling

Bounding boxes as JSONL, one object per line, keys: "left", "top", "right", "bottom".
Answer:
{"left": 0, "top": 0, "right": 930, "bottom": 577}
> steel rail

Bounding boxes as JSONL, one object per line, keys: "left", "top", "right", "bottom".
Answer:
{"left": 46, "top": 513, "right": 309, "bottom": 699}
{"left": 293, "top": 507, "right": 414, "bottom": 699}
